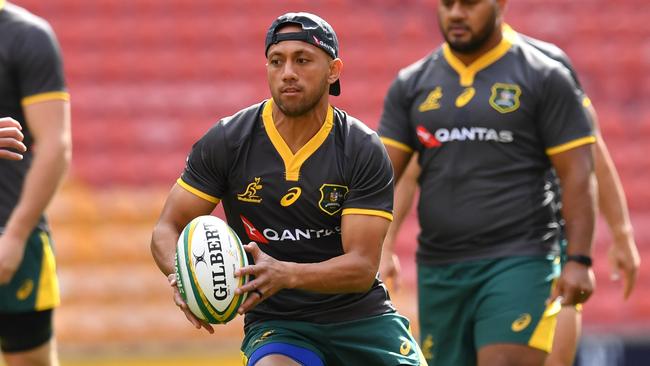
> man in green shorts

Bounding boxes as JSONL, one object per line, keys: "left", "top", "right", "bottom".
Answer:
{"left": 378, "top": 0, "right": 597, "bottom": 365}
{"left": 151, "top": 12, "right": 427, "bottom": 366}
{"left": 0, "top": 2, "right": 72, "bottom": 365}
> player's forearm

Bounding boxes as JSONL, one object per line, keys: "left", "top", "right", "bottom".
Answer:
{"left": 3, "top": 140, "right": 70, "bottom": 241}
{"left": 285, "top": 252, "right": 379, "bottom": 294}
{"left": 384, "top": 173, "right": 417, "bottom": 251}
{"left": 561, "top": 174, "right": 597, "bottom": 256}
{"left": 151, "top": 221, "right": 182, "bottom": 276}
{"left": 594, "top": 138, "right": 633, "bottom": 242}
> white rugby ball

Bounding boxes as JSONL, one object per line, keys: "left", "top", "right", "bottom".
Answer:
{"left": 174, "top": 215, "right": 249, "bottom": 324}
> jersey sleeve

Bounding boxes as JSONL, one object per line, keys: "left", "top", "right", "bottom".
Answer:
{"left": 377, "top": 76, "right": 416, "bottom": 153}
{"left": 537, "top": 67, "right": 596, "bottom": 155}
{"left": 14, "top": 22, "right": 68, "bottom": 106}
{"left": 178, "top": 123, "right": 229, "bottom": 203}
{"left": 341, "top": 132, "right": 394, "bottom": 221}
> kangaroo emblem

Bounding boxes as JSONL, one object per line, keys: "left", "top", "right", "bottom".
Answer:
{"left": 237, "top": 177, "right": 263, "bottom": 203}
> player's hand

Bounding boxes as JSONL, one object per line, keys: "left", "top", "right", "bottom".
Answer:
{"left": 0, "top": 117, "right": 26, "bottom": 161}
{"left": 235, "top": 242, "right": 289, "bottom": 314}
{"left": 0, "top": 233, "right": 28, "bottom": 285}
{"left": 167, "top": 273, "right": 214, "bottom": 334}
{"left": 608, "top": 233, "right": 640, "bottom": 300}
{"left": 379, "top": 248, "right": 401, "bottom": 293}
{"left": 549, "top": 261, "right": 596, "bottom": 306}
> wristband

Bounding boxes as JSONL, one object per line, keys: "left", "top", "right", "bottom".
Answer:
{"left": 566, "top": 254, "right": 593, "bottom": 267}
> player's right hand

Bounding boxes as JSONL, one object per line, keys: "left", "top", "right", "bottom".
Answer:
{"left": 549, "top": 261, "right": 596, "bottom": 306}
{"left": 379, "top": 248, "right": 401, "bottom": 293}
{"left": 167, "top": 273, "right": 214, "bottom": 334}
{"left": 0, "top": 233, "right": 28, "bottom": 285}
{"left": 0, "top": 117, "right": 26, "bottom": 161}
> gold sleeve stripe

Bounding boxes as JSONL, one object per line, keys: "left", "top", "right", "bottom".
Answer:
{"left": 380, "top": 137, "right": 413, "bottom": 153}
{"left": 545, "top": 136, "right": 596, "bottom": 155}
{"left": 342, "top": 208, "right": 394, "bottom": 222}
{"left": 582, "top": 96, "right": 592, "bottom": 108}
{"left": 21, "top": 91, "right": 70, "bottom": 107}
{"left": 0, "top": 0, "right": 5, "bottom": 11}
{"left": 176, "top": 178, "right": 221, "bottom": 204}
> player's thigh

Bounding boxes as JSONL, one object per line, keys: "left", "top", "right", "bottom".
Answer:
{"left": 545, "top": 306, "right": 582, "bottom": 366}
{"left": 253, "top": 354, "right": 301, "bottom": 366}
{"left": 478, "top": 343, "right": 546, "bottom": 366}
{"left": 0, "top": 310, "right": 54, "bottom": 357}
{"left": 241, "top": 322, "right": 325, "bottom": 366}
{"left": 3, "top": 338, "right": 58, "bottom": 366}
{"left": 474, "top": 256, "right": 558, "bottom": 355}
{"left": 0, "top": 229, "right": 60, "bottom": 314}
{"left": 417, "top": 263, "right": 483, "bottom": 366}
{"left": 325, "top": 313, "right": 427, "bottom": 365}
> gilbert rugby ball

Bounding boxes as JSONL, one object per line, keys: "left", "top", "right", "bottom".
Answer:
{"left": 175, "top": 215, "right": 249, "bottom": 324}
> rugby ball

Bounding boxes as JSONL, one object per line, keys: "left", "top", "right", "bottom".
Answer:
{"left": 174, "top": 215, "right": 249, "bottom": 324}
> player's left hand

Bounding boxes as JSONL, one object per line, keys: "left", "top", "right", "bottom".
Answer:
{"left": 0, "top": 233, "right": 28, "bottom": 285}
{"left": 608, "top": 233, "right": 640, "bottom": 300}
{"left": 550, "top": 261, "right": 596, "bottom": 306}
{"left": 235, "top": 242, "right": 292, "bottom": 314}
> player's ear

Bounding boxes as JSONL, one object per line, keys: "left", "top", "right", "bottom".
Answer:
{"left": 328, "top": 58, "right": 343, "bottom": 86}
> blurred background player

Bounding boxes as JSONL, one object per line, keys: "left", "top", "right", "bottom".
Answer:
{"left": 0, "top": 118, "right": 26, "bottom": 161}
{"left": 151, "top": 12, "right": 427, "bottom": 366}
{"left": 0, "top": 1, "right": 71, "bottom": 366}
{"left": 381, "top": 22, "right": 641, "bottom": 366}
{"left": 378, "top": 0, "right": 597, "bottom": 365}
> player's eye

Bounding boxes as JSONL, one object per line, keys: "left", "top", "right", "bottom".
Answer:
{"left": 268, "top": 58, "right": 282, "bottom": 66}
{"left": 296, "top": 57, "right": 310, "bottom": 64}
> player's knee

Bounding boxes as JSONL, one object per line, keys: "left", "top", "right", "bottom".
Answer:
{"left": 252, "top": 354, "right": 302, "bottom": 366}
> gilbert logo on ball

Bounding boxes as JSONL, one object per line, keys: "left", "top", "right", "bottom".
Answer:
{"left": 175, "top": 215, "right": 249, "bottom": 324}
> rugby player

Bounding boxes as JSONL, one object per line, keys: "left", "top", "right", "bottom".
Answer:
{"left": 151, "top": 12, "right": 427, "bottom": 366}
{"left": 0, "top": 1, "right": 71, "bottom": 365}
{"left": 378, "top": 0, "right": 598, "bottom": 365}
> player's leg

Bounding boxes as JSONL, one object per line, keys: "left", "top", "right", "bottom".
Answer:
{"left": 241, "top": 321, "right": 325, "bottom": 366}
{"left": 0, "top": 310, "right": 58, "bottom": 366}
{"left": 253, "top": 354, "right": 301, "bottom": 366}
{"left": 474, "top": 256, "right": 559, "bottom": 366}
{"left": 324, "top": 313, "right": 428, "bottom": 365}
{"left": 478, "top": 344, "right": 546, "bottom": 366}
{"left": 1, "top": 229, "right": 60, "bottom": 366}
{"left": 416, "top": 263, "right": 481, "bottom": 365}
{"left": 2, "top": 339, "right": 59, "bottom": 366}
{"left": 544, "top": 306, "right": 581, "bottom": 366}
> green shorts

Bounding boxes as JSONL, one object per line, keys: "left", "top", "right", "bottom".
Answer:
{"left": 417, "top": 256, "right": 560, "bottom": 366}
{"left": 241, "top": 313, "right": 428, "bottom": 366}
{"left": 0, "top": 229, "right": 60, "bottom": 312}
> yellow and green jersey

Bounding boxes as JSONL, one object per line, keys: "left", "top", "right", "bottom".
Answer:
{"left": 179, "top": 99, "right": 395, "bottom": 328}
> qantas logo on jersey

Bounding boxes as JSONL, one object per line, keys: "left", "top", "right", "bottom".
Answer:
{"left": 416, "top": 125, "right": 513, "bottom": 148}
{"left": 240, "top": 215, "right": 340, "bottom": 243}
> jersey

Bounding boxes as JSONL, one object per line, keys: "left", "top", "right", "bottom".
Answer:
{"left": 378, "top": 28, "right": 595, "bottom": 265}
{"left": 511, "top": 26, "right": 596, "bottom": 247}
{"left": 0, "top": 1, "right": 68, "bottom": 230}
{"left": 179, "top": 99, "right": 395, "bottom": 329}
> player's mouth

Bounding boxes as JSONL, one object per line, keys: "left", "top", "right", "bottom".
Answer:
{"left": 281, "top": 86, "right": 302, "bottom": 95}
{"left": 447, "top": 24, "right": 470, "bottom": 38}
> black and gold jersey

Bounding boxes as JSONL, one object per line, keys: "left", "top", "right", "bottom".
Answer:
{"left": 0, "top": 1, "right": 68, "bottom": 229}
{"left": 180, "top": 99, "right": 395, "bottom": 327}
{"left": 378, "top": 27, "right": 595, "bottom": 265}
